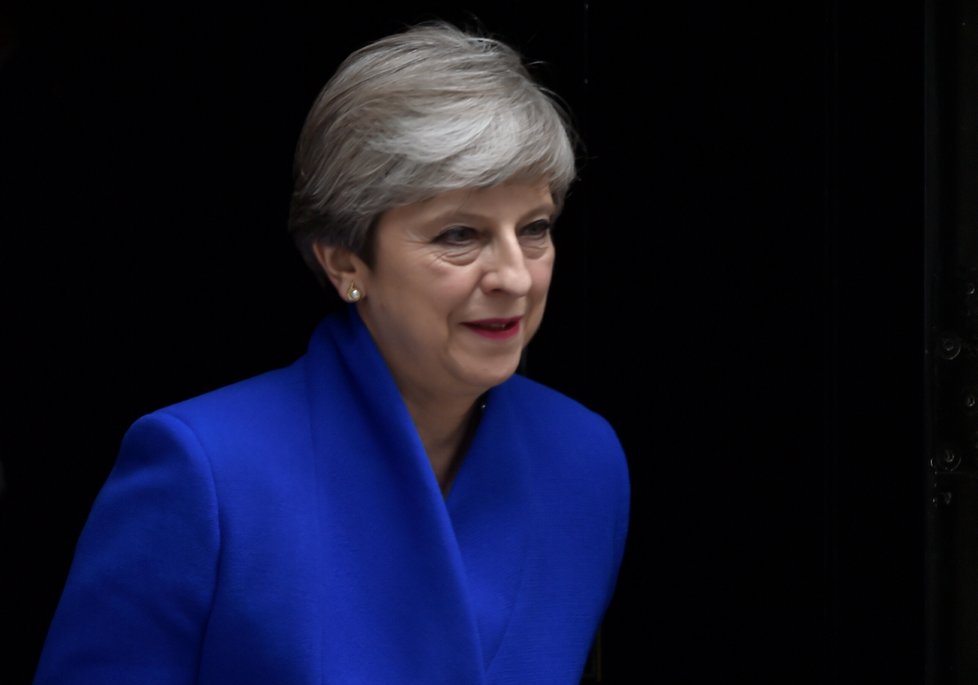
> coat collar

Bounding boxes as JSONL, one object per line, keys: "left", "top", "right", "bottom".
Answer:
{"left": 303, "top": 305, "right": 531, "bottom": 681}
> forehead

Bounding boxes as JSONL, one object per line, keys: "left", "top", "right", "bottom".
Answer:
{"left": 386, "top": 181, "right": 556, "bottom": 227}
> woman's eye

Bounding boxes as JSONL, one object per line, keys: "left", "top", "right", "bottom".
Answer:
{"left": 433, "top": 226, "right": 478, "bottom": 245}
{"left": 520, "top": 220, "right": 552, "bottom": 239}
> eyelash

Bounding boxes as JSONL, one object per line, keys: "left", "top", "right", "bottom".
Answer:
{"left": 433, "top": 221, "right": 552, "bottom": 245}
{"left": 433, "top": 226, "right": 478, "bottom": 245}
{"left": 520, "top": 220, "right": 552, "bottom": 238}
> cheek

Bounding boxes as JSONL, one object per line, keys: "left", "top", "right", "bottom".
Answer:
{"left": 434, "top": 264, "right": 484, "bottom": 300}
{"left": 523, "top": 262, "right": 553, "bottom": 342}
{"left": 530, "top": 256, "right": 555, "bottom": 296}
{"left": 394, "top": 267, "right": 479, "bottom": 331}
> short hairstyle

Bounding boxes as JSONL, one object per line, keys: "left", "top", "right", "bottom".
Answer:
{"left": 288, "top": 20, "right": 578, "bottom": 275}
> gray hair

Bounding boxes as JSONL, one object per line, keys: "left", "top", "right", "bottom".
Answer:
{"left": 288, "top": 20, "right": 578, "bottom": 273}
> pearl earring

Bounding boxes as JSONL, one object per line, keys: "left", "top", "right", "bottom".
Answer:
{"left": 346, "top": 283, "right": 362, "bottom": 302}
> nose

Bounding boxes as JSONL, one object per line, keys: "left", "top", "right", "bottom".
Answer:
{"left": 481, "top": 233, "right": 532, "bottom": 296}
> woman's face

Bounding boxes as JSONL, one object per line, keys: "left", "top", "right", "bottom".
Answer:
{"left": 356, "top": 180, "right": 556, "bottom": 405}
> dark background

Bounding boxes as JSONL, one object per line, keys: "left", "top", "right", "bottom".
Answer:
{"left": 1, "top": 1, "right": 971, "bottom": 683}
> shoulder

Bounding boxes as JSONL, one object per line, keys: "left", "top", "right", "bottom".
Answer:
{"left": 496, "top": 375, "right": 631, "bottom": 574}
{"left": 498, "top": 374, "right": 621, "bottom": 445}
{"left": 494, "top": 374, "right": 629, "bottom": 483}
{"left": 124, "top": 360, "right": 311, "bottom": 461}
{"left": 166, "top": 361, "right": 307, "bottom": 419}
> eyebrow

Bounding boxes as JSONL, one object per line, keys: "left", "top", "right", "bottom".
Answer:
{"left": 431, "top": 205, "right": 556, "bottom": 225}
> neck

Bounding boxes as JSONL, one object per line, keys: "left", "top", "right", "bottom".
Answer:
{"left": 401, "top": 390, "right": 484, "bottom": 492}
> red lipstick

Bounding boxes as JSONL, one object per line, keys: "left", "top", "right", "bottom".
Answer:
{"left": 462, "top": 317, "right": 522, "bottom": 340}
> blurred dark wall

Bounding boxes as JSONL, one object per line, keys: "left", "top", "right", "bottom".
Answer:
{"left": 0, "top": 2, "right": 947, "bottom": 683}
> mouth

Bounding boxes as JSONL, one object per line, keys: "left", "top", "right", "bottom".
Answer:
{"left": 462, "top": 317, "right": 522, "bottom": 340}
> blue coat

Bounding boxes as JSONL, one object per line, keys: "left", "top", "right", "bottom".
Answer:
{"left": 34, "top": 307, "right": 630, "bottom": 684}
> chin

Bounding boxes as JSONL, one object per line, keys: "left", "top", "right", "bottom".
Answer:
{"left": 463, "top": 359, "right": 522, "bottom": 392}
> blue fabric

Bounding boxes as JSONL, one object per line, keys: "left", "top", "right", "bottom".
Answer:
{"left": 34, "top": 306, "right": 630, "bottom": 684}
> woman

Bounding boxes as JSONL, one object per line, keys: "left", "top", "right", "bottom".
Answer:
{"left": 34, "top": 21, "right": 630, "bottom": 684}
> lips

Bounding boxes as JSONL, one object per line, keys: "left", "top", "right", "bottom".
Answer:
{"left": 462, "top": 317, "right": 522, "bottom": 340}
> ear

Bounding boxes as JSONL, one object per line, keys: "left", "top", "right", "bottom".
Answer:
{"left": 311, "top": 242, "right": 369, "bottom": 301}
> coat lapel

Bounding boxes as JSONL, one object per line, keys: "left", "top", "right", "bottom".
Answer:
{"left": 446, "top": 385, "right": 532, "bottom": 672}
{"left": 302, "top": 307, "right": 532, "bottom": 682}
{"left": 304, "top": 307, "right": 484, "bottom": 683}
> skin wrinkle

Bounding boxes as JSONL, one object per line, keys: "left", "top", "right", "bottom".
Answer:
{"left": 314, "top": 179, "right": 555, "bottom": 490}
